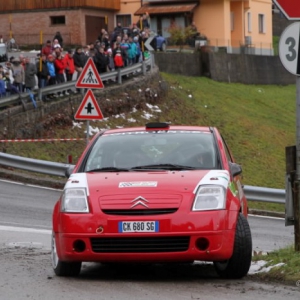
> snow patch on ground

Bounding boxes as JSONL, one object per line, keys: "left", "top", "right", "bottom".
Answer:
{"left": 249, "top": 260, "right": 286, "bottom": 274}
{"left": 72, "top": 102, "right": 164, "bottom": 133}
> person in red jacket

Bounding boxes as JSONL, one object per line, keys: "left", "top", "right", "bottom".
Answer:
{"left": 63, "top": 49, "right": 75, "bottom": 82}
{"left": 54, "top": 51, "right": 68, "bottom": 96}
{"left": 41, "top": 40, "right": 53, "bottom": 57}
{"left": 63, "top": 49, "right": 75, "bottom": 94}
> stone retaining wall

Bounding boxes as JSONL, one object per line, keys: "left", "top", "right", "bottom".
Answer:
{"left": 154, "top": 51, "right": 295, "bottom": 85}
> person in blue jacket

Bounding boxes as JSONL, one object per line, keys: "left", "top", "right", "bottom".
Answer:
{"left": 0, "top": 73, "right": 6, "bottom": 97}
{"left": 127, "top": 36, "right": 137, "bottom": 66}
{"left": 46, "top": 54, "right": 57, "bottom": 98}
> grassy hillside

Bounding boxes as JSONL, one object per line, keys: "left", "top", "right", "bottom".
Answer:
{"left": 160, "top": 73, "right": 296, "bottom": 189}
{"left": 2, "top": 73, "right": 296, "bottom": 189}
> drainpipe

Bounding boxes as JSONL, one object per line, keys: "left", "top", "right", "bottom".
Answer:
{"left": 242, "top": 0, "right": 245, "bottom": 45}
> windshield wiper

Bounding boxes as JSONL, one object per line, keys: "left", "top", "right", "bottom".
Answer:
{"left": 87, "top": 167, "right": 130, "bottom": 172}
{"left": 131, "top": 164, "right": 196, "bottom": 170}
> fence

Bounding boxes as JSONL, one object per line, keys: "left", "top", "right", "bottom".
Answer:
{"left": 166, "top": 37, "right": 276, "bottom": 56}
{"left": 201, "top": 38, "right": 275, "bottom": 56}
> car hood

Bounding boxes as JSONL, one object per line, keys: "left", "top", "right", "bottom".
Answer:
{"left": 65, "top": 170, "right": 230, "bottom": 205}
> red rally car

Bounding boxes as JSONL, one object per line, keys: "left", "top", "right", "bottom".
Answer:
{"left": 51, "top": 122, "right": 252, "bottom": 278}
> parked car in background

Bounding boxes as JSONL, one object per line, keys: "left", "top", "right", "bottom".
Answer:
{"left": 51, "top": 122, "right": 252, "bottom": 278}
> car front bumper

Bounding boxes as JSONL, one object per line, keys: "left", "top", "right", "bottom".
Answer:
{"left": 54, "top": 210, "right": 238, "bottom": 263}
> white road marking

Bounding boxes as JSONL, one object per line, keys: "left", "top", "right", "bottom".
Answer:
{"left": 248, "top": 214, "right": 284, "bottom": 220}
{"left": 0, "top": 178, "right": 62, "bottom": 191}
{"left": 0, "top": 225, "right": 51, "bottom": 235}
{"left": 0, "top": 221, "right": 50, "bottom": 229}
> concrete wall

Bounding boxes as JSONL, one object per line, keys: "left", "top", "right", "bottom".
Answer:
{"left": 207, "top": 52, "right": 294, "bottom": 85}
{"left": 154, "top": 51, "right": 295, "bottom": 85}
{"left": 154, "top": 52, "right": 202, "bottom": 77}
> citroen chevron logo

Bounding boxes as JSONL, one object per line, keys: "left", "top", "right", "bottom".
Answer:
{"left": 131, "top": 196, "right": 149, "bottom": 208}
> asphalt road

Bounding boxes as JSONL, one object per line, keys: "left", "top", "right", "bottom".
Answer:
{"left": 0, "top": 179, "right": 294, "bottom": 251}
{"left": 0, "top": 179, "right": 299, "bottom": 300}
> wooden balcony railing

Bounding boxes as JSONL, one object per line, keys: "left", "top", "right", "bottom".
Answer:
{"left": 0, "top": 0, "right": 120, "bottom": 12}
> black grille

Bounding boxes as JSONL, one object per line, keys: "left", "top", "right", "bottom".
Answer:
{"left": 102, "top": 208, "right": 178, "bottom": 216}
{"left": 90, "top": 236, "right": 190, "bottom": 253}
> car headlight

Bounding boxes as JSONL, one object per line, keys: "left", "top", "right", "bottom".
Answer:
{"left": 192, "top": 185, "right": 226, "bottom": 211}
{"left": 61, "top": 188, "right": 89, "bottom": 213}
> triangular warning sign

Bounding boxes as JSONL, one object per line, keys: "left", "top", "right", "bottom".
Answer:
{"left": 74, "top": 89, "right": 104, "bottom": 120}
{"left": 75, "top": 57, "right": 104, "bottom": 89}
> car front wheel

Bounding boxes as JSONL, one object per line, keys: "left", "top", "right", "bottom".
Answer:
{"left": 213, "top": 213, "right": 252, "bottom": 279}
{"left": 51, "top": 232, "right": 82, "bottom": 277}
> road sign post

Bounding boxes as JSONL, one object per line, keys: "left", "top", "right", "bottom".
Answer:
{"left": 296, "top": 77, "right": 300, "bottom": 251}
{"left": 75, "top": 58, "right": 104, "bottom": 144}
{"left": 144, "top": 34, "right": 155, "bottom": 51}
{"left": 279, "top": 23, "right": 300, "bottom": 76}
{"left": 144, "top": 33, "right": 156, "bottom": 68}
{"left": 75, "top": 57, "right": 104, "bottom": 89}
{"left": 279, "top": 22, "right": 300, "bottom": 251}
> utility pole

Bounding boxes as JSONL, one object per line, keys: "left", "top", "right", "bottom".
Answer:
{"left": 279, "top": 23, "right": 300, "bottom": 251}
{"left": 295, "top": 76, "right": 300, "bottom": 251}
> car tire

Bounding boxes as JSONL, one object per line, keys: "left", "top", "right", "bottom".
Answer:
{"left": 51, "top": 232, "right": 82, "bottom": 277}
{"left": 213, "top": 213, "right": 252, "bottom": 279}
{"left": 160, "top": 42, "right": 166, "bottom": 52}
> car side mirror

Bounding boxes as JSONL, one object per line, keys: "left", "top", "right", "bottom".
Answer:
{"left": 229, "top": 162, "right": 242, "bottom": 177}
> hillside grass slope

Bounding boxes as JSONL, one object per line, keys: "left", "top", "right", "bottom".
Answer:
{"left": 2, "top": 73, "right": 296, "bottom": 190}
{"left": 160, "top": 73, "right": 296, "bottom": 189}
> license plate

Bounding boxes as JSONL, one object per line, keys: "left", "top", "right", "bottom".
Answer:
{"left": 119, "top": 221, "right": 159, "bottom": 233}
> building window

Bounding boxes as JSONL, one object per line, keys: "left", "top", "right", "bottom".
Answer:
{"left": 50, "top": 16, "right": 66, "bottom": 25}
{"left": 258, "top": 14, "right": 265, "bottom": 33}
{"left": 247, "top": 12, "right": 252, "bottom": 32}
{"left": 230, "top": 12, "right": 234, "bottom": 31}
{"left": 116, "top": 14, "right": 131, "bottom": 27}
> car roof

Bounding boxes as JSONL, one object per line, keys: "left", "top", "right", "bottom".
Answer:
{"left": 101, "top": 125, "right": 212, "bottom": 135}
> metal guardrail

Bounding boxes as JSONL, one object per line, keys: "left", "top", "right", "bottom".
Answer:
{"left": 0, "top": 152, "right": 285, "bottom": 203}
{"left": 243, "top": 185, "right": 285, "bottom": 204}
{"left": 0, "top": 57, "right": 152, "bottom": 109}
{"left": 0, "top": 152, "right": 71, "bottom": 177}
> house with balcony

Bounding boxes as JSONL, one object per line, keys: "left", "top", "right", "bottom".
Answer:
{"left": 0, "top": 0, "right": 273, "bottom": 55}
{"left": 0, "top": 0, "right": 120, "bottom": 46}
{"left": 119, "top": 0, "right": 273, "bottom": 55}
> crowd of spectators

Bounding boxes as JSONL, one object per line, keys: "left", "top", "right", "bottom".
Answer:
{"left": 0, "top": 54, "right": 38, "bottom": 104}
{"left": 0, "top": 13, "right": 154, "bottom": 100}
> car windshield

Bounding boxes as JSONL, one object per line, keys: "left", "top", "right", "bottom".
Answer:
{"left": 83, "top": 130, "right": 219, "bottom": 172}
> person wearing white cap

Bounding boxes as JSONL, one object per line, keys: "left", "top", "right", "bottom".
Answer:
{"left": 107, "top": 48, "right": 115, "bottom": 72}
{"left": 11, "top": 58, "right": 24, "bottom": 93}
